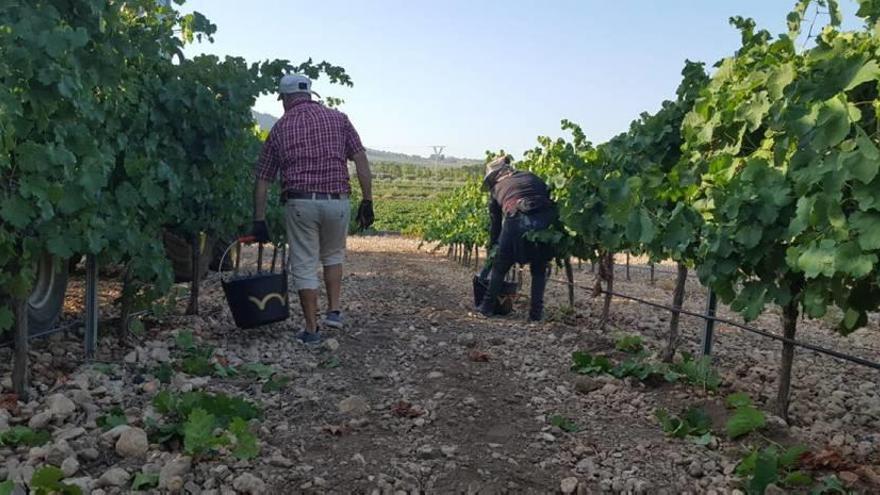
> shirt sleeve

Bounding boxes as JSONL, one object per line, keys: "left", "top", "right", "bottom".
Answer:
{"left": 488, "top": 194, "right": 502, "bottom": 248}
{"left": 254, "top": 130, "right": 280, "bottom": 182}
{"left": 342, "top": 114, "right": 366, "bottom": 159}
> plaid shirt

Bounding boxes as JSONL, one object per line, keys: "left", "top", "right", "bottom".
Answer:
{"left": 255, "top": 100, "right": 365, "bottom": 194}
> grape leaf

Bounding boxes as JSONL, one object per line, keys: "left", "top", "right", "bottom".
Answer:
{"left": 850, "top": 211, "right": 880, "bottom": 250}
{"left": 798, "top": 239, "right": 837, "bottom": 278}
{"left": 549, "top": 415, "right": 581, "bottom": 433}
{"left": 131, "top": 472, "right": 159, "bottom": 490}
{"left": 748, "top": 449, "right": 779, "bottom": 495}
{"left": 229, "top": 417, "right": 259, "bottom": 460}
{"left": 262, "top": 375, "right": 291, "bottom": 393}
{"left": 571, "top": 351, "right": 613, "bottom": 375}
{"left": 0, "top": 197, "right": 33, "bottom": 229}
{"left": 783, "top": 471, "right": 814, "bottom": 487}
{"left": 97, "top": 408, "right": 128, "bottom": 431}
{"left": 30, "top": 465, "right": 81, "bottom": 495}
{"left": 183, "top": 408, "right": 223, "bottom": 455}
{"left": 726, "top": 406, "right": 766, "bottom": 439}
{"left": 835, "top": 242, "right": 876, "bottom": 278}
{"left": 240, "top": 363, "right": 275, "bottom": 380}
{"left": 0, "top": 307, "right": 12, "bottom": 333}
{"left": 725, "top": 392, "right": 753, "bottom": 409}
{"left": 0, "top": 426, "right": 52, "bottom": 447}
{"left": 780, "top": 445, "right": 809, "bottom": 468}
{"left": 175, "top": 330, "right": 196, "bottom": 352}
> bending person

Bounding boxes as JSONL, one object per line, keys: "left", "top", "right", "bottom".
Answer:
{"left": 478, "top": 155, "right": 557, "bottom": 321}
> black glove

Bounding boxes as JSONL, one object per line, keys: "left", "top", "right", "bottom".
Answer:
{"left": 356, "top": 200, "right": 375, "bottom": 231}
{"left": 251, "top": 220, "right": 270, "bottom": 243}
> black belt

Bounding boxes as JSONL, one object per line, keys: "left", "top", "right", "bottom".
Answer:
{"left": 283, "top": 191, "right": 347, "bottom": 200}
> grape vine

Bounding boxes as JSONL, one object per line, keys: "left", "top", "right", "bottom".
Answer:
{"left": 0, "top": 0, "right": 349, "bottom": 397}
{"left": 422, "top": 0, "right": 880, "bottom": 419}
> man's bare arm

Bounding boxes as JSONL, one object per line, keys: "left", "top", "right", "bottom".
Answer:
{"left": 253, "top": 178, "right": 270, "bottom": 221}
{"left": 352, "top": 151, "right": 372, "bottom": 201}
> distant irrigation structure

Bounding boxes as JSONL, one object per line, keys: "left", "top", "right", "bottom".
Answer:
{"left": 431, "top": 145, "right": 446, "bottom": 166}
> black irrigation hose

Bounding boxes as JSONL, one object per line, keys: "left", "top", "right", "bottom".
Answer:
{"left": 543, "top": 276, "right": 880, "bottom": 372}
{"left": 0, "top": 289, "right": 195, "bottom": 349}
{"left": 612, "top": 263, "right": 693, "bottom": 277}
{"left": 575, "top": 259, "right": 696, "bottom": 278}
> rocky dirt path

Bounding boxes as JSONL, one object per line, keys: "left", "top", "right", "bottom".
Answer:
{"left": 1, "top": 236, "right": 878, "bottom": 494}
{"left": 210, "top": 236, "right": 744, "bottom": 494}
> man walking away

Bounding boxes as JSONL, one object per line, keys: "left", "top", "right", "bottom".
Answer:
{"left": 478, "top": 155, "right": 556, "bottom": 321}
{"left": 252, "top": 74, "right": 374, "bottom": 344}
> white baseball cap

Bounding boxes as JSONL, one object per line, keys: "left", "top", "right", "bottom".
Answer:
{"left": 277, "top": 74, "right": 320, "bottom": 99}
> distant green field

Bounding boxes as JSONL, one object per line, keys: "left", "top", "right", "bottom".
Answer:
{"left": 371, "top": 199, "right": 434, "bottom": 234}
{"left": 373, "top": 180, "right": 465, "bottom": 200}
{"left": 350, "top": 164, "right": 480, "bottom": 234}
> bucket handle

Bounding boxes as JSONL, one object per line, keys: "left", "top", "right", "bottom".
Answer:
{"left": 219, "top": 237, "right": 285, "bottom": 283}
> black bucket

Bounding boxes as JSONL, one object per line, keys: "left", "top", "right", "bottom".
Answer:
{"left": 220, "top": 238, "right": 290, "bottom": 329}
{"left": 473, "top": 274, "right": 518, "bottom": 316}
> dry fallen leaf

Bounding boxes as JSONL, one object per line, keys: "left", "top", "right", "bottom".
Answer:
{"left": 801, "top": 448, "right": 854, "bottom": 471}
{"left": 838, "top": 471, "right": 859, "bottom": 487}
{"left": 321, "top": 424, "right": 351, "bottom": 436}
{"left": 468, "top": 350, "right": 490, "bottom": 362}
{"left": 856, "top": 465, "right": 880, "bottom": 486}
{"left": 0, "top": 394, "right": 20, "bottom": 415}
{"left": 391, "top": 401, "right": 425, "bottom": 418}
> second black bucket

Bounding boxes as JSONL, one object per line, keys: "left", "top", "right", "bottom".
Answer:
{"left": 472, "top": 275, "right": 517, "bottom": 315}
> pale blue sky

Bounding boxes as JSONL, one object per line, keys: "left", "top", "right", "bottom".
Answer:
{"left": 181, "top": 1, "right": 860, "bottom": 159}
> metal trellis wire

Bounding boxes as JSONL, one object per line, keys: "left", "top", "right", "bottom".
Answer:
{"left": 541, "top": 275, "right": 880, "bottom": 372}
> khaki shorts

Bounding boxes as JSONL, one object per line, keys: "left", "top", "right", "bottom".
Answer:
{"left": 284, "top": 198, "right": 350, "bottom": 290}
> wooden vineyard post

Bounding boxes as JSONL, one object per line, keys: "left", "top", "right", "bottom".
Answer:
{"left": 598, "top": 251, "right": 614, "bottom": 331}
{"left": 118, "top": 266, "right": 133, "bottom": 339}
{"left": 186, "top": 233, "right": 201, "bottom": 315}
{"left": 777, "top": 300, "right": 799, "bottom": 422}
{"left": 12, "top": 297, "right": 28, "bottom": 401}
{"left": 662, "top": 262, "right": 688, "bottom": 362}
{"left": 650, "top": 262, "right": 655, "bottom": 285}
{"left": 625, "top": 253, "right": 631, "bottom": 281}
{"left": 85, "top": 254, "right": 99, "bottom": 360}
{"left": 701, "top": 289, "right": 718, "bottom": 357}
{"left": 564, "top": 257, "right": 575, "bottom": 308}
